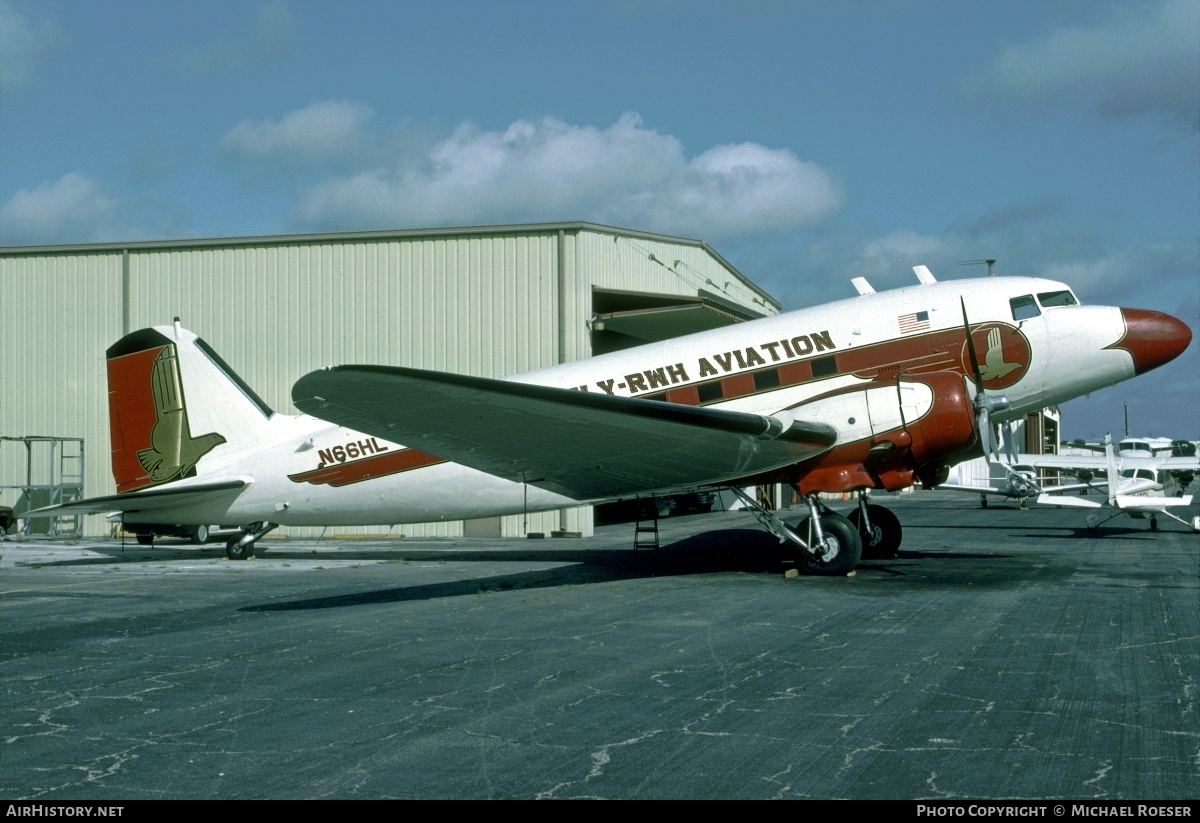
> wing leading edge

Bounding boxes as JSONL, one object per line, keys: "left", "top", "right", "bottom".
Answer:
{"left": 292, "top": 366, "right": 837, "bottom": 501}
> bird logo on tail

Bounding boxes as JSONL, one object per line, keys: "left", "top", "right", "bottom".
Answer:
{"left": 135, "top": 346, "right": 226, "bottom": 484}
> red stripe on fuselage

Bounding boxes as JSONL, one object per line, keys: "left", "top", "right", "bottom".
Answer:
{"left": 289, "top": 448, "right": 445, "bottom": 487}
{"left": 644, "top": 324, "right": 1028, "bottom": 406}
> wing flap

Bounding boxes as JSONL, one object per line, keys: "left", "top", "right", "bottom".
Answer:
{"left": 292, "top": 366, "right": 837, "bottom": 500}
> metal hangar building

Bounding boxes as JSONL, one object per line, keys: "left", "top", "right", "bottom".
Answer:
{"left": 0, "top": 222, "right": 778, "bottom": 538}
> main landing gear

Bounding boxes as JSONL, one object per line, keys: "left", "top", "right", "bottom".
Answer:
{"left": 224, "top": 522, "right": 277, "bottom": 560}
{"left": 728, "top": 487, "right": 904, "bottom": 575}
{"left": 847, "top": 491, "right": 902, "bottom": 560}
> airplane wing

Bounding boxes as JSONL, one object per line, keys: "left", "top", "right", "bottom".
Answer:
{"left": 1156, "top": 456, "right": 1200, "bottom": 471}
{"left": 24, "top": 479, "right": 249, "bottom": 518}
{"left": 937, "top": 484, "right": 1018, "bottom": 496}
{"left": 1014, "top": 453, "right": 1200, "bottom": 472}
{"left": 292, "top": 366, "right": 838, "bottom": 500}
{"left": 1012, "top": 453, "right": 1111, "bottom": 471}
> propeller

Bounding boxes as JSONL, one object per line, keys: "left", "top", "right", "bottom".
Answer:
{"left": 960, "top": 298, "right": 1011, "bottom": 462}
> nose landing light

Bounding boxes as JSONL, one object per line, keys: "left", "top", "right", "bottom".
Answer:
{"left": 1114, "top": 309, "right": 1192, "bottom": 375}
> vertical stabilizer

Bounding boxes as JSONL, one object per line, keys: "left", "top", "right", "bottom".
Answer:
{"left": 106, "top": 326, "right": 275, "bottom": 492}
{"left": 1103, "top": 434, "right": 1120, "bottom": 506}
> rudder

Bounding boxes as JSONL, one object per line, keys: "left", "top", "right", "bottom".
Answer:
{"left": 106, "top": 324, "right": 275, "bottom": 492}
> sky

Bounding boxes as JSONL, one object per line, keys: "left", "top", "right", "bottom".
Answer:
{"left": 1, "top": 0, "right": 1197, "bottom": 440}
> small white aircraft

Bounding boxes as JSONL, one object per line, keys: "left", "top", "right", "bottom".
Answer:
{"left": 1033, "top": 435, "right": 1200, "bottom": 533}
{"left": 31, "top": 267, "right": 1193, "bottom": 572}
{"left": 938, "top": 463, "right": 1047, "bottom": 508}
{"left": 1057, "top": 436, "right": 1198, "bottom": 491}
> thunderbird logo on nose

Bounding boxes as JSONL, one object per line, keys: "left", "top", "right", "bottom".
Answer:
{"left": 960, "top": 324, "right": 1030, "bottom": 390}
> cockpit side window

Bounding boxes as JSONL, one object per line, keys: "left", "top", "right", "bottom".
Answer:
{"left": 1038, "top": 290, "right": 1078, "bottom": 308}
{"left": 1010, "top": 294, "right": 1040, "bottom": 321}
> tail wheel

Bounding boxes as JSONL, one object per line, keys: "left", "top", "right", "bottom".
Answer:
{"left": 792, "top": 513, "right": 862, "bottom": 576}
{"left": 848, "top": 504, "right": 902, "bottom": 559}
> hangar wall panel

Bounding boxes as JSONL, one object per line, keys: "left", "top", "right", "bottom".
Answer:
{"left": 0, "top": 253, "right": 122, "bottom": 521}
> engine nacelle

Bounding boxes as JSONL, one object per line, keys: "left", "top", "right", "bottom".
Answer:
{"left": 782, "top": 371, "right": 977, "bottom": 494}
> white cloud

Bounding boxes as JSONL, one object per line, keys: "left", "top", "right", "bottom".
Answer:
{"left": 219, "top": 101, "right": 376, "bottom": 175}
{"left": 176, "top": 0, "right": 299, "bottom": 75}
{"left": 0, "top": 0, "right": 59, "bottom": 94}
{"left": 853, "top": 231, "right": 944, "bottom": 279}
{"left": 0, "top": 173, "right": 118, "bottom": 244}
{"left": 286, "top": 111, "right": 844, "bottom": 240}
{"left": 963, "top": 0, "right": 1199, "bottom": 126}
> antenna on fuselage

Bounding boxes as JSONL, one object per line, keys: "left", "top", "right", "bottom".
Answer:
{"left": 958, "top": 259, "right": 997, "bottom": 277}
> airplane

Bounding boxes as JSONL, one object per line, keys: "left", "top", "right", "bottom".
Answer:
{"left": 28, "top": 267, "right": 1193, "bottom": 575}
{"left": 1015, "top": 434, "right": 1199, "bottom": 494}
{"left": 1032, "top": 435, "right": 1200, "bottom": 533}
{"left": 1060, "top": 436, "right": 1197, "bottom": 489}
{"left": 937, "top": 462, "right": 1047, "bottom": 508}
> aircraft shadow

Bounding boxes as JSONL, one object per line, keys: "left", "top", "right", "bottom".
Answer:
{"left": 238, "top": 529, "right": 811, "bottom": 613}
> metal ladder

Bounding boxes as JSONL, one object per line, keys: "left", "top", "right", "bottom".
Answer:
{"left": 633, "top": 499, "right": 660, "bottom": 549}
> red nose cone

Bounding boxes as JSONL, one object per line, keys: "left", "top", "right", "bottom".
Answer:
{"left": 1117, "top": 308, "right": 1193, "bottom": 375}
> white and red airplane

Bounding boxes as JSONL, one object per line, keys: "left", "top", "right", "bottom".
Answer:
{"left": 32, "top": 268, "right": 1192, "bottom": 573}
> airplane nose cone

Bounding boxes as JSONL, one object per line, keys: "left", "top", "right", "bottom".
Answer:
{"left": 1118, "top": 308, "right": 1192, "bottom": 375}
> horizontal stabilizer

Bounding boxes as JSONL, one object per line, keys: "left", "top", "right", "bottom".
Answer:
{"left": 1115, "top": 494, "right": 1193, "bottom": 511}
{"left": 293, "top": 366, "right": 837, "bottom": 500}
{"left": 25, "top": 479, "right": 249, "bottom": 518}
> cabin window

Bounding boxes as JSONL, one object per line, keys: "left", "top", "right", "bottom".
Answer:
{"left": 697, "top": 382, "right": 724, "bottom": 403}
{"left": 753, "top": 369, "right": 781, "bottom": 391}
{"left": 811, "top": 355, "right": 838, "bottom": 378}
{"left": 1010, "top": 294, "right": 1040, "bottom": 321}
{"left": 1038, "top": 289, "right": 1078, "bottom": 308}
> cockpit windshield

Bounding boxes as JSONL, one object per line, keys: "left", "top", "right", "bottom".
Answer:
{"left": 1037, "top": 290, "right": 1078, "bottom": 308}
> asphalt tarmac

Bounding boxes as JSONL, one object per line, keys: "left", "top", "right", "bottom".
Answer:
{"left": 1, "top": 493, "right": 1197, "bottom": 800}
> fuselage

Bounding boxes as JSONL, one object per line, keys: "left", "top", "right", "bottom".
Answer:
{"left": 117, "top": 276, "right": 1191, "bottom": 529}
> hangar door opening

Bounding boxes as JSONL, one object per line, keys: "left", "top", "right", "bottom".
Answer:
{"left": 589, "top": 287, "right": 765, "bottom": 355}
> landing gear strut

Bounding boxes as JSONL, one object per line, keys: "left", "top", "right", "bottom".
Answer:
{"left": 225, "top": 522, "right": 277, "bottom": 560}
{"left": 726, "top": 487, "right": 862, "bottom": 576}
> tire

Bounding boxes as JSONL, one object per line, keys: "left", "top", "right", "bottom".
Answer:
{"left": 847, "top": 504, "right": 902, "bottom": 559}
{"left": 191, "top": 525, "right": 209, "bottom": 544}
{"left": 793, "top": 513, "right": 862, "bottom": 576}
{"left": 225, "top": 537, "right": 253, "bottom": 560}
{"left": 136, "top": 533, "right": 154, "bottom": 546}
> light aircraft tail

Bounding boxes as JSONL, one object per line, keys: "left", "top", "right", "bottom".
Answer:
{"left": 106, "top": 321, "right": 277, "bottom": 493}
{"left": 1103, "top": 434, "right": 1120, "bottom": 506}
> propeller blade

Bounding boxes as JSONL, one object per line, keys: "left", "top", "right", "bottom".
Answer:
{"left": 960, "top": 297, "right": 985, "bottom": 391}
{"left": 978, "top": 407, "right": 992, "bottom": 461}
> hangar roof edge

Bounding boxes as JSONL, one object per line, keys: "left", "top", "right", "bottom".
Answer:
{"left": 0, "top": 220, "right": 779, "bottom": 311}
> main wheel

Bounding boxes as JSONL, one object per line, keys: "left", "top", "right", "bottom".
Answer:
{"left": 225, "top": 537, "right": 253, "bottom": 560}
{"left": 847, "top": 504, "right": 902, "bottom": 559}
{"left": 792, "top": 513, "right": 862, "bottom": 576}
{"left": 136, "top": 533, "right": 154, "bottom": 546}
{"left": 191, "top": 525, "right": 209, "bottom": 544}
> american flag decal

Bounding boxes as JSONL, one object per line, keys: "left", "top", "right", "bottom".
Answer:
{"left": 898, "top": 310, "right": 930, "bottom": 334}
